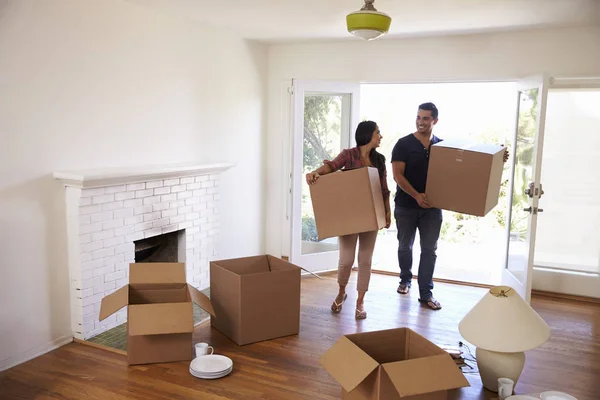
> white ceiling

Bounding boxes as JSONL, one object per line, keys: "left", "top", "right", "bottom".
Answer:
{"left": 125, "top": 0, "right": 600, "bottom": 43}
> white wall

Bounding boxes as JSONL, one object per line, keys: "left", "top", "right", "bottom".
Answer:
{"left": 0, "top": 0, "right": 267, "bottom": 370}
{"left": 265, "top": 25, "right": 600, "bottom": 258}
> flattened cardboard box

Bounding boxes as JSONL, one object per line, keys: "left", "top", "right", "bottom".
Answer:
{"left": 99, "top": 262, "right": 215, "bottom": 365}
{"left": 319, "top": 327, "right": 469, "bottom": 400}
{"left": 210, "top": 255, "right": 301, "bottom": 345}
{"left": 309, "top": 167, "right": 386, "bottom": 240}
{"left": 426, "top": 140, "right": 505, "bottom": 217}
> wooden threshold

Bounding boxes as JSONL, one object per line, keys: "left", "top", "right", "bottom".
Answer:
{"left": 74, "top": 338, "right": 126, "bottom": 356}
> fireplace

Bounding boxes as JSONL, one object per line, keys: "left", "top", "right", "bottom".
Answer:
{"left": 54, "top": 162, "right": 234, "bottom": 340}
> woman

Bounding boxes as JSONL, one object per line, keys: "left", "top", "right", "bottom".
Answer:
{"left": 306, "top": 120, "right": 391, "bottom": 319}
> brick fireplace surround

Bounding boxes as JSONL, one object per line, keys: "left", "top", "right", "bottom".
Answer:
{"left": 54, "top": 163, "right": 234, "bottom": 340}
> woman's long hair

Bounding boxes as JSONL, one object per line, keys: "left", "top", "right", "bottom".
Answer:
{"left": 355, "top": 120, "right": 386, "bottom": 180}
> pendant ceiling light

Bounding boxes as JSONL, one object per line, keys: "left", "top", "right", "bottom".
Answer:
{"left": 346, "top": 0, "right": 392, "bottom": 41}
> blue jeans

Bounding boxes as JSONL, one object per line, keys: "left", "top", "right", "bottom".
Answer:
{"left": 395, "top": 206, "right": 443, "bottom": 300}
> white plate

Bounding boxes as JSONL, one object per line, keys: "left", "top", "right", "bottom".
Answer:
{"left": 189, "top": 366, "right": 232, "bottom": 379}
{"left": 190, "top": 355, "right": 233, "bottom": 374}
{"left": 540, "top": 391, "right": 578, "bottom": 400}
{"left": 506, "top": 396, "right": 539, "bottom": 400}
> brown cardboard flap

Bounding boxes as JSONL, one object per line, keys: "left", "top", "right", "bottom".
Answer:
{"left": 129, "top": 303, "right": 193, "bottom": 336}
{"left": 99, "top": 285, "right": 129, "bottom": 320}
{"left": 187, "top": 284, "right": 215, "bottom": 317}
{"left": 319, "top": 336, "right": 380, "bottom": 393}
{"left": 382, "top": 354, "right": 469, "bottom": 396}
{"left": 129, "top": 262, "right": 186, "bottom": 285}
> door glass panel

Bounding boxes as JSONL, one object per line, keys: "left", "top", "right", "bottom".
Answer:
{"left": 506, "top": 88, "right": 538, "bottom": 283}
{"left": 301, "top": 95, "right": 343, "bottom": 255}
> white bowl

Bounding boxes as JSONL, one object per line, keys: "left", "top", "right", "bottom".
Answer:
{"left": 540, "top": 391, "right": 578, "bottom": 400}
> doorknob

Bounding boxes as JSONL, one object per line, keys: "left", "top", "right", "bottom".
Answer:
{"left": 523, "top": 206, "right": 543, "bottom": 214}
{"left": 523, "top": 206, "right": 532, "bottom": 213}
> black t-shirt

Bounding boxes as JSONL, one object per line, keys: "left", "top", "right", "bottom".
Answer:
{"left": 391, "top": 133, "right": 443, "bottom": 208}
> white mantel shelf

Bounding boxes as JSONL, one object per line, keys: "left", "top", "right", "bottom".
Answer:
{"left": 53, "top": 162, "right": 235, "bottom": 188}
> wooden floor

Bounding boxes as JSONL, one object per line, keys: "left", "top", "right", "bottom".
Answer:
{"left": 1, "top": 272, "right": 599, "bottom": 400}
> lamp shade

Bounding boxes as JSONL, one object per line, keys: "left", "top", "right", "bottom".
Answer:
{"left": 346, "top": 10, "right": 391, "bottom": 41}
{"left": 458, "top": 286, "right": 551, "bottom": 353}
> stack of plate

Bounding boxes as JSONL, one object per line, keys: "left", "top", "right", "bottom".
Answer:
{"left": 189, "top": 354, "right": 233, "bottom": 379}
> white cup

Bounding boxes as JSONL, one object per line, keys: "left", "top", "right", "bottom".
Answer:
{"left": 498, "top": 378, "right": 515, "bottom": 400}
{"left": 195, "top": 342, "right": 214, "bottom": 357}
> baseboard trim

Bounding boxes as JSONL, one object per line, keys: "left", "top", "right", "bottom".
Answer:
{"left": 0, "top": 335, "right": 73, "bottom": 372}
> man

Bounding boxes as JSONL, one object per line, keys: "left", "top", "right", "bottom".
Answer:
{"left": 391, "top": 103, "right": 508, "bottom": 310}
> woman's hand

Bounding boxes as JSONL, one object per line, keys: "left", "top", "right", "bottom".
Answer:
{"left": 385, "top": 209, "right": 391, "bottom": 229}
{"left": 305, "top": 172, "right": 320, "bottom": 186}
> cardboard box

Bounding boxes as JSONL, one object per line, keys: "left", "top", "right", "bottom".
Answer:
{"left": 426, "top": 140, "right": 505, "bottom": 216}
{"left": 319, "top": 327, "right": 469, "bottom": 400}
{"left": 99, "top": 262, "right": 215, "bottom": 365}
{"left": 309, "top": 167, "right": 386, "bottom": 240}
{"left": 210, "top": 255, "right": 301, "bottom": 345}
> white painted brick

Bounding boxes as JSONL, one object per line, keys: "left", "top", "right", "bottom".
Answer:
{"left": 135, "top": 189, "right": 153, "bottom": 198}
{"left": 134, "top": 205, "right": 153, "bottom": 215}
{"left": 186, "top": 182, "right": 203, "bottom": 190}
{"left": 80, "top": 234, "right": 92, "bottom": 244}
{"left": 143, "top": 196, "right": 161, "bottom": 206}
{"left": 209, "top": 174, "right": 220, "bottom": 181}
{"left": 201, "top": 180, "right": 214, "bottom": 188}
{"left": 152, "top": 218, "right": 170, "bottom": 228}
{"left": 105, "top": 270, "right": 126, "bottom": 282}
{"left": 188, "top": 226, "right": 200, "bottom": 235}
{"left": 82, "top": 188, "right": 105, "bottom": 198}
{"left": 170, "top": 199, "right": 185, "bottom": 208}
{"left": 177, "top": 191, "right": 193, "bottom": 200}
{"left": 81, "top": 241, "right": 103, "bottom": 254}
{"left": 103, "top": 219, "right": 123, "bottom": 230}
{"left": 153, "top": 186, "right": 170, "bottom": 195}
{"left": 93, "top": 265, "right": 115, "bottom": 277}
{"left": 91, "top": 230, "right": 114, "bottom": 242}
{"left": 83, "top": 312, "right": 97, "bottom": 324}
{"left": 82, "top": 276, "right": 103, "bottom": 290}
{"left": 81, "top": 253, "right": 92, "bottom": 264}
{"left": 115, "top": 262, "right": 128, "bottom": 271}
{"left": 195, "top": 176, "right": 209, "bottom": 183}
{"left": 92, "top": 194, "right": 115, "bottom": 205}
{"left": 178, "top": 205, "right": 192, "bottom": 215}
{"left": 146, "top": 180, "right": 164, "bottom": 189}
{"left": 205, "top": 201, "right": 215, "bottom": 210}
{"left": 126, "top": 231, "right": 144, "bottom": 242}
{"left": 161, "top": 208, "right": 177, "bottom": 218}
{"left": 79, "top": 215, "right": 91, "bottom": 226}
{"left": 186, "top": 212, "right": 200, "bottom": 221}
{"left": 83, "top": 293, "right": 105, "bottom": 306}
{"left": 180, "top": 221, "right": 193, "bottom": 230}
{"left": 116, "top": 277, "right": 128, "bottom": 288}
{"left": 185, "top": 197, "right": 200, "bottom": 205}
{"left": 152, "top": 202, "right": 170, "bottom": 212}
{"left": 135, "top": 221, "right": 154, "bottom": 232}
{"left": 81, "top": 288, "right": 93, "bottom": 299}
{"left": 144, "top": 228, "right": 162, "bottom": 238}
{"left": 103, "top": 235, "right": 125, "bottom": 248}
{"left": 194, "top": 190, "right": 208, "bottom": 198}
{"left": 114, "top": 208, "right": 134, "bottom": 219}
{"left": 124, "top": 215, "right": 144, "bottom": 226}
{"left": 164, "top": 178, "right": 180, "bottom": 186}
{"left": 91, "top": 211, "right": 113, "bottom": 223}
{"left": 200, "top": 209, "right": 212, "bottom": 218}
{"left": 105, "top": 185, "right": 126, "bottom": 194}
{"left": 192, "top": 204, "right": 207, "bottom": 213}
{"left": 115, "top": 225, "right": 135, "bottom": 236}
{"left": 94, "top": 281, "right": 116, "bottom": 295}
{"left": 161, "top": 193, "right": 177, "bottom": 202}
{"left": 143, "top": 212, "right": 161, "bottom": 222}
{"left": 180, "top": 177, "right": 194, "bottom": 184}
{"left": 80, "top": 197, "right": 92, "bottom": 207}
{"left": 127, "top": 183, "right": 145, "bottom": 191}
{"left": 207, "top": 187, "right": 218, "bottom": 195}
{"left": 92, "top": 248, "right": 114, "bottom": 260}
{"left": 213, "top": 179, "right": 219, "bottom": 187}
{"left": 102, "top": 201, "right": 124, "bottom": 211}
{"left": 170, "top": 215, "right": 185, "bottom": 224}
{"left": 200, "top": 194, "right": 213, "bottom": 203}
{"left": 80, "top": 205, "right": 102, "bottom": 215}
{"left": 124, "top": 198, "right": 143, "bottom": 208}
{"left": 82, "top": 304, "right": 95, "bottom": 316}
{"left": 171, "top": 184, "right": 186, "bottom": 193}
{"left": 214, "top": 194, "right": 221, "bottom": 201}
{"left": 114, "top": 243, "right": 132, "bottom": 255}
{"left": 162, "top": 224, "right": 179, "bottom": 234}
{"left": 115, "top": 191, "right": 135, "bottom": 201}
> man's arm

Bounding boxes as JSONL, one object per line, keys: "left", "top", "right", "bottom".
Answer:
{"left": 392, "top": 161, "right": 430, "bottom": 208}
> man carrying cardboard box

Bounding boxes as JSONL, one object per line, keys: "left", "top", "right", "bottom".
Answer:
{"left": 391, "top": 103, "right": 509, "bottom": 310}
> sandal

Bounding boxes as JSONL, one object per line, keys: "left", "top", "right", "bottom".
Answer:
{"left": 397, "top": 283, "right": 410, "bottom": 294}
{"left": 355, "top": 308, "right": 367, "bottom": 320}
{"left": 331, "top": 293, "right": 347, "bottom": 313}
{"left": 419, "top": 297, "right": 442, "bottom": 310}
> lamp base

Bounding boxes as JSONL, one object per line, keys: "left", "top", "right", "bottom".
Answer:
{"left": 475, "top": 348, "right": 526, "bottom": 392}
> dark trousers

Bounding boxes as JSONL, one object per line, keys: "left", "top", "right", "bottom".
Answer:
{"left": 395, "top": 206, "right": 443, "bottom": 300}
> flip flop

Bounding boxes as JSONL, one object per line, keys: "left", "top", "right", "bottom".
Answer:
{"left": 397, "top": 284, "right": 410, "bottom": 294}
{"left": 331, "top": 293, "right": 347, "bottom": 313}
{"left": 419, "top": 297, "right": 442, "bottom": 310}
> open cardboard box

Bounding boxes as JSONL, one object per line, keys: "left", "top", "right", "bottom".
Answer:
{"left": 309, "top": 167, "right": 386, "bottom": 240}
{"left": 99, "top": 262, "right": 215, "bottom": 365}
{"left": 210, "top": 255, "right": 301, "bottom": 345}
{"left": 319, "top": 327, "right": 469, "bottom": 399}
{"left": 426, "top": 140, "right": 505, "bottom": 217}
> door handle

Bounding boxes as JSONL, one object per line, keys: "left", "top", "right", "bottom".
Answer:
{"left": 523, "top": 206, "right": 543, "bottom": 214}
{"left": 524, "top": 206, "right": 532, "bottom": 213}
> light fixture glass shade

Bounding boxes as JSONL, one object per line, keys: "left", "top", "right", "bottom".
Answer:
{"left": 458, "top": 286, "right": 551, "bottom": 353}
{"left": 346, "top": 10, "right": 391, "bottom": 41}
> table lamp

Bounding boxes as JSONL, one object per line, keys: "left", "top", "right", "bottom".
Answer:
{"left": 458, "top": 286, "right": 551, "bottom": 392}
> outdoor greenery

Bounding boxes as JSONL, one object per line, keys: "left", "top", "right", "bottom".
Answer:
{"left": 300, "top": 88, "right": 539, "bottom": 244}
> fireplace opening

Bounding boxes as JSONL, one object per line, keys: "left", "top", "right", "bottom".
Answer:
{"left": 134, "top": 229, "right": 186, "bottom": 263}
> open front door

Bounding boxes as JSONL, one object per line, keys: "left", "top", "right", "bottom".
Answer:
{"left": 289, "top": 79, "right": 360, "bottom": 272}
{"left": 502, "top": 74, "right": 549, "bottom": 303}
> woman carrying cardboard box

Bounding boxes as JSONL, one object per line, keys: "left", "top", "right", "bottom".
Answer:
{"left": 305, "top": 121, "right": 391, "bottom": 319}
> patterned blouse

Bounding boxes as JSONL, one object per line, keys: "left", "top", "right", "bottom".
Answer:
{"left": 323, "top": 147, "right": 391, "bottom": 199}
